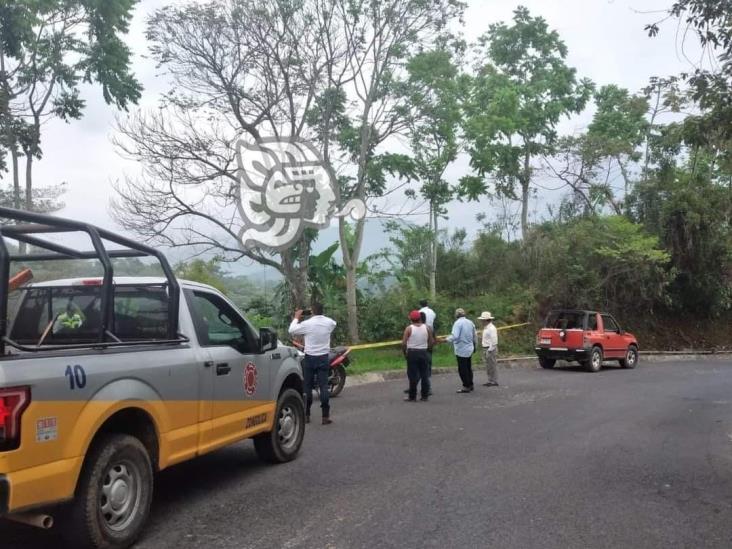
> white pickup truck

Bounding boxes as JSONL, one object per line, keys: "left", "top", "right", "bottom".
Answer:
{"left": 0, "top": 207, "right": 305, "bottom": 549}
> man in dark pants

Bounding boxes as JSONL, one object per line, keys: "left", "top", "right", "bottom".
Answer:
{"left": 288, "top": 303, "right": 337, "bottom": 424}
{"left": 401, "top": 310, "right": 434, "bottom": 401}
{"left": 445, "top": 308, "right": 477, "bottom": 393}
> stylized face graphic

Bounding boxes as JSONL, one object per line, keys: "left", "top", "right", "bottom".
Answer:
{"left": 236, "top": 137, "right": 364, "bottom": 251}
{"left": 261, "top": 163, "right": 335, "bottom": 222}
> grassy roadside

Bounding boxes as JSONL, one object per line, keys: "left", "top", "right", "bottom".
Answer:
{"left": 348, "top": 325, "right": 536, "bottom": 375}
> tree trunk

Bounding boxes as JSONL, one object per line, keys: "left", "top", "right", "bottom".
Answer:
{"left": 520, "top": 149, "right": 531, "bottom": 238}
{"left": 281, "top": 248, "right": 309, "bottom": 313}
{"left": 429, "top": 203, "right": 437, "bottom": 300}
{"left": 338, "top": 95, "right": 374, "bottom": 344}
{"left": 21, "top": 153, "right": 34, "bottom": 255}
{"left": 25, "top": 153, "right": 33, "bottom": 211}
{"left": 520, "top": 177, "right": 529, "bottom": 239}
{"left": 340, "top": 216, "right": 365, "bottom": 344}
{"left": 11, "top": 148, "right": 27, "bottom": 254}
{"left": 11, "top": 148, "right": 20, "bottom": 210}
{"left": 345, "top": 265, "right": 358, "bottom": 342}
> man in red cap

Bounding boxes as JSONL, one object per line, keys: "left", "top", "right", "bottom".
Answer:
{"left": 401, "top": 310, "right": 435, "bottom": 401}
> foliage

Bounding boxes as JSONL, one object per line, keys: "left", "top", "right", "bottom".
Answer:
{"left": 628, "top": 159, "right": 732, "bottom": 314}
{"left": 402, "top": 44, "right": 464, "bottom": 297}
{"left": 545, "top": 85, "right": 650, "bottom": 217}
{"left": 175, "top": 259, "right": 228, "bottom": 293}
{"left": 0, "top": 0, "right": 140, "bottom": 214}
{"left": 461, "top": 6, "right": 594, "bottom": 236}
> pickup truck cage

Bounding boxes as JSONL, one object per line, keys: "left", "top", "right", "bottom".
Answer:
{"left": 0, "top": 207, "right": 183, "bottom": 354}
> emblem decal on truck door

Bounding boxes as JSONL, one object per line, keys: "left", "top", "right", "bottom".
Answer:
{"left": 244, "top": 362, "right": 257, "bottom": 396}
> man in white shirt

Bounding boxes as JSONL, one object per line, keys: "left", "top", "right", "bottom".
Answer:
{"left": 419, "top": 299, "right": 436, "bottom": 330}
{"left": 419, "top": 299, "right": 437, "bottom": 387}
{"left": 478, "top": 311, "right": 499, "bottom": 387}
{"left": 288, "top": 303, "right": 337, "bottom": 424}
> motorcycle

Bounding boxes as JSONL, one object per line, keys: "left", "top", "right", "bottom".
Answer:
{"left": 291, "top": 340, "right": 351, "bottom": 397}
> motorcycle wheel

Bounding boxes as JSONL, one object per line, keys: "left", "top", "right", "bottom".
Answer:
{"left": 329, "top": 365, "right": 347, "bottom": 398}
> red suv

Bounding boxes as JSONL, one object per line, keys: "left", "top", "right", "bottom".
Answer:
{"left": 535, "top": 309, "right": 639, "bottom": 372}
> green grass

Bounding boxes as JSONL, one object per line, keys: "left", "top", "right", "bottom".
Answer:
{"left": 347, "top": 325, "right": 536, "bottom": 375}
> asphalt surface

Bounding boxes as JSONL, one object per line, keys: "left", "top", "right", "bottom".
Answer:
{"left": 3, "top": 358, "right": 732, "bottom": 549}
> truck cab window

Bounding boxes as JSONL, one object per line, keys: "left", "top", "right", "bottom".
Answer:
{"left": 187, "top": 291, "right": 259, "bottom": 352}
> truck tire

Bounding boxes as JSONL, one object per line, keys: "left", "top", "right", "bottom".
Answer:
{"left": 585, "top": 346, "right": 603, "bottom": 373}
{"left": 63, "top": 434, "right": 153, "bottom": 549}
{"left": 620, "top": 345, "right": 638, "bottom": 369}
{"left": 539, "top": 357, "right": 556, "bottom": 369}
{"left": 329, "top": 366, "right": 347, "bottom": 397}
{"left": 254, "top": 388, "right": 305, "bottom": 464}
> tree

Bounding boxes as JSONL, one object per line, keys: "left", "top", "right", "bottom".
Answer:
{"left": 545, "top": 85, "right": 649, "bottom": 216}
{"left": 373, "top": 220, "right": 433, "bottom": 293}
{"left": 646, "top": 2, "right": 732, "bottom": 176}
{"left": 322, "top": 0, "right": 464, "bottom": 342}
{"left": 462, "top": 6, "right": 593, "bottom": 237}
{"left": 586, "top": 85, "right": 649, "bottom": 196}
{"left": 112, "top": 0, "right": 345, "bottom": 309}
{"left": 0, "top": 0, "right": 141, "bottom": 229}
{"left": 175, "top": 258, "right": 228, "bottom": 293}
{"left": 629, "top": 143, "right": 732, "bottom": 314}
{"left": 402, "top": 45, "right": 464, "bottom": 299}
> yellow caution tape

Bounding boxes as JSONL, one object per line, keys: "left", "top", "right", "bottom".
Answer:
{"left": 348, "top": 322, "right": 531, "bottom": 351}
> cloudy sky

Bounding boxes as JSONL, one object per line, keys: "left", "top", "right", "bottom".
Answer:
{"left": 24, "top": 0, "right": 697, "bottom": 275}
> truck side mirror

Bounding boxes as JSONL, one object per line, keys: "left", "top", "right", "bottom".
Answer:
{"left": 259, "top": 327, "right": 278, "bottom": 352}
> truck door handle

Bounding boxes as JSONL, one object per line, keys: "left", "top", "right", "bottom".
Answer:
{"left": 216, "top": 363, "right": 231, "bottom": 375}
{"left": 204, "top": 360, "right": 214, "bottom": 368}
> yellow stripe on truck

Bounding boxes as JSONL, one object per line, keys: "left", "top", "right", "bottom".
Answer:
{"left": 0, "top": 399, "right": 276, "bottom": 513}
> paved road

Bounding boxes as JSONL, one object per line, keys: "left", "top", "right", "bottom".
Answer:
{"left": 3, "top": 358, "right": 732, "bottom": 549}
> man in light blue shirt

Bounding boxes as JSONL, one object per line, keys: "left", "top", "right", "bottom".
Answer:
{"left": 446, "top": 308, "right": 477, "bottom": 393}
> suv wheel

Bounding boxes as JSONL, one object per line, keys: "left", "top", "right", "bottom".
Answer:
{"left": 63, "top": 434, "right": 153, "bottom": 549}
{"left": 254, "top": 388, "right": 305, "bottom": 463}
{"left": 539, "top": 357, "right": 556, "bottom": 369}
{"left": 620, "top": 345, "right": 638, "bottom": 369}
{"left": 585, "top": 346, "right": 603, "bottom": 373}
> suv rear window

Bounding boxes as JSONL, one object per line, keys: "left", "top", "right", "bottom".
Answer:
{"left": 10, "top": 285, "right": 169, "bottom": 344}
{"left": 544, "top": 311, "right": 586, "bottom": 330}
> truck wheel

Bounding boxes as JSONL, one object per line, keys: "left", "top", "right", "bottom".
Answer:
{"left": 620, "top": 345, "right": 638, "bottom": 369}
{"left": 585, "top": 346, "right": 603, "bottom": 373}
{"left": 329, "top": 366, "right": 347, "bottom": 397}
{"left": 63, "top": 434, "right": 153, "bottom": 549}
{"left": 254, "top": 388, "right": 305, "bottom": 464}
{"left": 539, "top": 357, "right": 556, "bottom": 369}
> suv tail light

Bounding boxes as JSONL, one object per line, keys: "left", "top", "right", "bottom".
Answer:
{"left": 0, "top": 386, "right": 30, "bottom": 451}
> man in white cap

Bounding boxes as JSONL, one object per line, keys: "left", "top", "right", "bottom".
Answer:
{"left": 479, "top": 311, "right": 499, "bottom": 387}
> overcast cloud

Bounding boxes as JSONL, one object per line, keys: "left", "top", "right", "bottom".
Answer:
{"left": 24, "top": 0, "right": 697, "bottom": 274}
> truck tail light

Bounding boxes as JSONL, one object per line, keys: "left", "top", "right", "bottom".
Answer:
{"left": 0, "top": 386, "right": 30, "bottom": 451}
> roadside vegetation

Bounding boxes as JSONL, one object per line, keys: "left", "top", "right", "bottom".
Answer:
{"left": 0, "top": 1, "right": 729, "bottom": 368}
